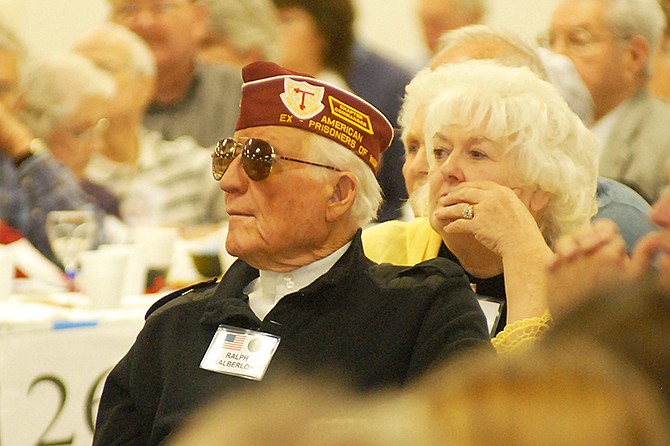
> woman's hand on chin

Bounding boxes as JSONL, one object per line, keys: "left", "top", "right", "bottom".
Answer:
{"left": 433, "top": 181, "right": 546, "bottom": 257}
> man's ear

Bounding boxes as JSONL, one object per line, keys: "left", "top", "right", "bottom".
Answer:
{"left": 625, "top": 34, "right": 649, "bottom": 80}
{"left": 326, "top": 173, "right": 357, "bottom": 223}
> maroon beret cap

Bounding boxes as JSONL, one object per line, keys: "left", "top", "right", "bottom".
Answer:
{"left": 235, "top": 61, "right": 394, "bottom": 175}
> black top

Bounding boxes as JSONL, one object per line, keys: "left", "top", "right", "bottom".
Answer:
{"left": 93, "top": 231, "right": 491, "bottom": 446}
{"left": 438, "top": 243, "right": 507, "bottom": 334}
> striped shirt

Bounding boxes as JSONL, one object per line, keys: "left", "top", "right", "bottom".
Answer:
{"left": 85, "top": 129, "right": 226, "bottom": 227}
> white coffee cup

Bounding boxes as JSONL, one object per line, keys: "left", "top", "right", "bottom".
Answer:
{"left": 131, "top": 226, "right": 178, "bottom": 293}
{"left": 78, "top": 249, "right": 129, "bottom": 309}
{"left": 98, "top": 244, "right": 147, "bottom": 297}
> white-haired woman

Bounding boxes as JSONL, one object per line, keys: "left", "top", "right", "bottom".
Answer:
{"left": 17, "top": 51, "right": 119, "bottom": 216}
{"left": 364, "top": 60, "right": 599, "bottom": 349}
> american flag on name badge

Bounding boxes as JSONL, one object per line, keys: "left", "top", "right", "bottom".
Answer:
{"left": 224, "top": 333, "right": 246, "bottom": 351}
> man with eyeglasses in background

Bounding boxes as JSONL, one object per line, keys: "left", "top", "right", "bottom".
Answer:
{"left": 91, "top": 61, "right": 491, "bottom": 446}
{"left": 108, "top": 0, "right": 242, "bottom": 148}
{"left": 542, "top": 0, "right": 670, "bottom": 203}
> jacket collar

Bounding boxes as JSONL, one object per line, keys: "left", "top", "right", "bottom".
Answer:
{"left": 199, "top": 229, "right": 370, "bottom": 329}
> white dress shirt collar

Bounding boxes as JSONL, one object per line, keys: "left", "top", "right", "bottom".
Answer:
{"left": 246, "top": 241, "right": 352, "bottom": 320}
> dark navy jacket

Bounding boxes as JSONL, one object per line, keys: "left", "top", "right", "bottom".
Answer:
{"left": 93, "top": 232, "right": 490, "bottom": 446}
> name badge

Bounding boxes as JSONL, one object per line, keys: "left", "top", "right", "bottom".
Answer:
{"left": 200, "top": 325, "right": 281, "bottom": 381}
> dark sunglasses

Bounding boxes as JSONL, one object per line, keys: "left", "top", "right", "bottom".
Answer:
{"left": 211, "top": 137, "right": 342, "bottom": 182}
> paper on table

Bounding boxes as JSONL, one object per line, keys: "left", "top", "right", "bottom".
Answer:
{"left": 7, "top": 238, "right": 66, "bottom": 287}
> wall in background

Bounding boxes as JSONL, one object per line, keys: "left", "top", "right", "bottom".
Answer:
{"left": 5, "top": 0, "right": 560, "bottom": 68}
{"left": 354, "top": 0, "right": 560, "bottom": 69}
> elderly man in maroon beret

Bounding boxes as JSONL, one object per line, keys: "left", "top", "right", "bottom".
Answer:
{"left": 92, "top": 62, "right": 490, "bottom": 446}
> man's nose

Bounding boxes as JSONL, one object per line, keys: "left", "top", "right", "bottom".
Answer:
{"left": 438, "top": 152, "right": 463, "bottom": 180}
{"left": 219, "top": 155, "right": 247, "bottom": 192}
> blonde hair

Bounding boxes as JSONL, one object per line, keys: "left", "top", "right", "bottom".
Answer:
{"left": 167, "top": 376, "right": 438, "bottom": 446}
{"left": 413, "top": 339, "right": 670, "bottom": 446}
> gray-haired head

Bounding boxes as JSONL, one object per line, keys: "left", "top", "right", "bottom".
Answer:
{"left": 601, "top": 0, "right": 666, "bottom": 73}
{"left": 432, "top": 24, "right": 548, "bottom": 77}
{"left": 200, "top": 0, "right": 279, "bottom": 62}
{"left": 429, "top": 24, "right": 594, "bottom": 124}
{"left": 75, "top": 22, "right": 156, "bottom": 78}
{"left": 18, "top": 51, "right": 116, "bottom": 138}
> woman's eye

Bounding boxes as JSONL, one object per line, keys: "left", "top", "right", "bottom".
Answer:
{"left": 433, "top": 147, "right": 450, "bottom": 159}
{"left": 470, "top": 149, "right": 488, "bottom": 159}
{"left": 405, "top": 143, "right": 420, "bottom": 155}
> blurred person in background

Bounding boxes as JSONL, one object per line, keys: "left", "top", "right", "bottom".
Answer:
{"left": 271, "top": 0, "right": 353, "bottom": 87}
{"left": 416, "top": 0, "right": 486, "bottom": 59}
{"left": 412, "top": 337, "right": 670, "bottom": 445}
{"left": 272, "top": 0, "right": 413, "bottom": 221}
{"left": 74, "top": 22, "right": 226, "bottom": 228}
{"left": 198, "top": 0, "right": 279, "bottom": 67}
{"left": 545, "top": 282, "right": 670, "bottom": 409}
{"left": 17, "top": 51, "right": 119, "bottom": 217}
{"left": 108, "top": 0, "right": 242, "bottom": 147}
{"left": 0, "top": 19, "right": 107, "bottom": 265}
{"left": 544, "top": 0, "right": 670, "bottom": 202}
{"left": 167, "top": 377, "right": 438, "bottom": 446}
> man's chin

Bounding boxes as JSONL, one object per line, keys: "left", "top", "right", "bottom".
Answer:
{"left": 225, "top": 232, "right": 259, "bottom": 260}
{"left": 224, "top": 239, "right": 245, "bottom": 259}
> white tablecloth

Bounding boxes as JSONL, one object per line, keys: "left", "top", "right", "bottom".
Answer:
{"left": 0, "top": 290, "right": 161, "bottom": 446}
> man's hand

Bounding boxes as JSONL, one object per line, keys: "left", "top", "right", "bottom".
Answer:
{"left": 547, "top": 219, "right": 636, "bottom": 318}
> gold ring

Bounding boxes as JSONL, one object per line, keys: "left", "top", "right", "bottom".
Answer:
{"left": 462, "top": 203, "right": 475, "bottom": 220}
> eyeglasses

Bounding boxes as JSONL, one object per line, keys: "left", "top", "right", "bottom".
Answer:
{"left": 211, "top": 137, "right": 342, "bottom": 182}
{"left": 537, "top": 27, "right": 630, "bottom": 55}
{"left": 112, "top": 0, "right": 194, "bottom": 20}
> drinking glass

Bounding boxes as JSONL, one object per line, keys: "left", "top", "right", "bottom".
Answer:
{"left": 46, "top": 210, "right": 98, "bottom": 290}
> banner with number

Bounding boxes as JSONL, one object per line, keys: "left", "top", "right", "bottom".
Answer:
{"left": 0, "top": 319, "right": 143, "bottom": 446}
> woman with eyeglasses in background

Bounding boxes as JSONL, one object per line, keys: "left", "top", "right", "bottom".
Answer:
{"left": 17, "top": 51, "right": 121, "bottom": 217}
